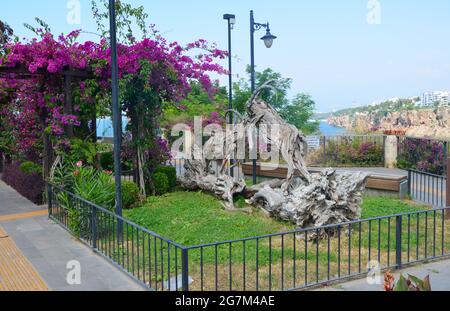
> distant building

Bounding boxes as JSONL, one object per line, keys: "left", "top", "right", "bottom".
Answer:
{"left": 422, "top": 91, "right": 450, "bottom": 107}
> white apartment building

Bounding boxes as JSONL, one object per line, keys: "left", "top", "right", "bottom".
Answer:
{"left": 422, "top": 91, "right": 450, "bottom": 107}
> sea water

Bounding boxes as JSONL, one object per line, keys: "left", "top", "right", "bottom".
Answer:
{"left": 319, "top": 121, "right": 348, "bottom": 136}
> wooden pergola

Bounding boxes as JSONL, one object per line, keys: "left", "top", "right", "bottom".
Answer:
{"left": 0, "top": 64, "right": 96, "bottom": 179}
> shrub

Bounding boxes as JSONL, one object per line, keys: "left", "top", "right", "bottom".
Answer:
{"left": 99, "top": 151, "right": 114, "bottom": 171}
{"left": 19, "top": 161, "right": 41, "bottom": 175}
{"left": 323, "top": 138, "right": 384, "bottom": 167}
{"left": 121, "top": 181, "right": 140, "bottom": 209}
{"left": 154, "top": 165, "right": 177, "bottom": 188}
{"left": 66, "top": 138, "right": 98, "bottom": 165}
{"left": 56, "top": 163, "right": 115, "bottom": 238}
{"left": 2, "top": 162, "right": 44, "bottom": 204}
{"left": 152, "top": 172, "right": 169, "bottom": 196}
{"left": 397, "top": 138, "right": 445, "bottom": 175}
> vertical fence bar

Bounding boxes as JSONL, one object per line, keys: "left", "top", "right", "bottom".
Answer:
{"left": 92, "top": 205, "right": 98, "bottom": 249}
{"left": 446, "top": 158, "right": 450, "bottom": 219}
{"left": 396, "top": 215, "right": 402, "bottom": 269}
{"left": 47, "top": 183, "right": 53, "bottom": 217}
{"left": 181, "top": 248, "right": 189, "bottom": 291}
{"left": 408, "top": 170, "right": 412, "bottom": 197}
{"left": 444, "top": 142, "right": 448, "bottom": 175}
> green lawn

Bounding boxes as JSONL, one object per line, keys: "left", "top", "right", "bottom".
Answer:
{"left": 124, "top": 192, "right": 428, "bottom": 246}
{"left": 124, "top": 191, "right": 294, "bottom": 246}
{"left": 361, "top": 196, "right": 429, "bottom": 219}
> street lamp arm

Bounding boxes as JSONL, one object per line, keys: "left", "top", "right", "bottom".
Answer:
{"left": 253, "top": 22, "right": 269, "bottom": 32}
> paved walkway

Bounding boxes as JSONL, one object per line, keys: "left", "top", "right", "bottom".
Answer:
{"left": 316, "top": 259, "right": 450, "bottom": 291}
{"left": 0, "top": 180, "right": 144, "bottom": 291}
{"left": 0, "top": 226, "right": 49, "bottom": 291}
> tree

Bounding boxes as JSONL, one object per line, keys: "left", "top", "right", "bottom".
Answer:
{"left": 233, "top": 66, "right": 291, "bottom": 114}
{"left": 0, "top": 19, "right": 227, "bottom": 184}
{"left": 233, "top": 66, "right": 318, "bottom": 134}
{"left": 161, "top": 81, "right": 227, "bottom": 129}
{"left": 281, "top": 93, "right": 319, "bottom": 134}
{"left": 0, "top": 20, "right": 14, "bottom": 54}
{"left": 91, "top": 0, "right": 149, "bottom": 43}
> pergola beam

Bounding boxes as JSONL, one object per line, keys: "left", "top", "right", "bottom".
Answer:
{"left": 0, "top": 65, "right": 92, "bottom": 78}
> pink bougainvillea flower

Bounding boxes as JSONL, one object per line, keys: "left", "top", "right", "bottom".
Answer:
{"left": 0, "top": 28, "right": 227, "bottom": 158}
{"left": 76, "top": 161, "right": 83, "bottom": 168}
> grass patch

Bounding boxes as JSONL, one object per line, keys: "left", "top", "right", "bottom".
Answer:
{"left": 361, "top": 196, "right": 429, "bottom": 219}
{"left": 124, "top": 191, "right": 294, "bottom": 246}
{"left": 125, "top": 192, "right": 430, "bottom": 246}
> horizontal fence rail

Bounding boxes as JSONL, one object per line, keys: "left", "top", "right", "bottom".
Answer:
{"left": 409, "top": 169, "right": 447, "bottom": 208}
{"left": 48, "top": 182, "right": 450, "bottom": 291}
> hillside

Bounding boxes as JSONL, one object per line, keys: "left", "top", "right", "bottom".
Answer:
{"left": 327, "top": 105, "right": 450, "bottom": 139}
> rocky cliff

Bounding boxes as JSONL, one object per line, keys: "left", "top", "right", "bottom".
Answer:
{"left": 328, "top": 107, "right": 450, "bottom": 139}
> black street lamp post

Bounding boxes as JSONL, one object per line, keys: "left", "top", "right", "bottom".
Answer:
{"left": 109, "top": 0, "right": 123, "bottom": 218}
{"left": 223, "top": 13, "right": 236, "bottom": 177}
{"left": 250, "top": 10, "right": 277, "bottom": 184}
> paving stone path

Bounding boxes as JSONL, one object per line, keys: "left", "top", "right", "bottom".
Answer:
{"left": 0, "top": 180, "right": 144, "bottom": 291}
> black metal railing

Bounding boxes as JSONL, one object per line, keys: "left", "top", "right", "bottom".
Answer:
{"left": 181, "top": 208, "right": 450, "bottom": 291}
{"left": 48, "top": 183, "right": 187, "bottom": 291}
{"left": 409, "top": 169, "right": 447, "bottom": 208}
{"left": 48, "top": 182, "right": 450, "bottom": 291}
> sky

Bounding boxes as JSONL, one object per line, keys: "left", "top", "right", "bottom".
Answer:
{"left": 2, "top": 0, "right": 450, "bottom": 113}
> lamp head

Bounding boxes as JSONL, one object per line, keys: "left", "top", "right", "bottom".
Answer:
{"left": 261, "top": 24, "right": 277, "bottom": 48}
{"left": 223, "top": 14, "right": 236, "bottom": 28}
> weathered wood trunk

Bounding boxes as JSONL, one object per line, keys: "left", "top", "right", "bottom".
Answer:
{"left": 179, "top": 82, "right": 369, "bottom": 229}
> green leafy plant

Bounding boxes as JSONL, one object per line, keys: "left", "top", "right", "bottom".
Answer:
{"left": 384, "top": 270, "right": 432, "bottom": 291}
{"left": 154, "top": 165, "right": 177, "bottom": 188}
{"left": 61, "top": 138, "right": 98, "bottom": 166}
{"left": 19, "top": 161, "right": 41, "bottom": 175}
{"left": 152, "top": 172, "right": 169, "bottom": 196}
{"left": 121, "top": 181, "right": 141, "bottom": 209}
{"left": 55, "top": 162, "right": 115, "bottom": 238}
{"left": 99, "top": 151, "right": 114, "bottom": 171}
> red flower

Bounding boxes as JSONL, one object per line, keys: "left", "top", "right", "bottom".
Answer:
{"left": 384, "top": 270, "right": 395, "bottom": 291}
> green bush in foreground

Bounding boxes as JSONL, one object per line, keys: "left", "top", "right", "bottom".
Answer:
{"left": 152, "top": 172, "right": 169, "bottom": 195}
{"left": 154, "top": 165, "right": 177, "bottom": 188}
{"left": 121, "top": 181, "right": 141, "bottom": 209}
{"left": 99, "top": 151, "right": 114, "bottom": 171}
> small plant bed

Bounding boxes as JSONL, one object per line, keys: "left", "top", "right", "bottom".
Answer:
{"left": 111, "top": 193, "right": 450, "bottom": 291}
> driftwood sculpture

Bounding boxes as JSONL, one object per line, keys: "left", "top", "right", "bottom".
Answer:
{"left": 179, "top": 82, "right": 369, "bottom": 228}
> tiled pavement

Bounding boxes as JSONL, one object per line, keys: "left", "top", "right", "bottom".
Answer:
{"left": 0, "top": 180, "right": 144, "bottom": 291}
{"left": 0, "top": 226, "right": 49, "bottom": 291}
